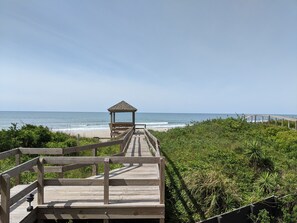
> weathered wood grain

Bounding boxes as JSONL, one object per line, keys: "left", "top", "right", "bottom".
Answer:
{"left": 0, "top": 148, "right": 19, "bottom": 161}
{"left": 0, "top": 174, "right": 10, "bottom": 223}
{"left": 1, "top": 157, "right": 38, "bottom": 178}
{"left": 37, "top": 158, "right": 44, "bottom": 205}
{"left": 10, "top": 181, "right": 37, "bottom": 206}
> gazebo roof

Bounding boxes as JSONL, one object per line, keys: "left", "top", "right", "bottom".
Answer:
{"left": 108, "top": 101, "right": 137, "bottom": 112}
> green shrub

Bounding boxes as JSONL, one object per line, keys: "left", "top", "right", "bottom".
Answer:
{"left": 245, "top": 141, "right": 274, "bottom": 171}
{"left": 186, "top": 170, "right": 240, "bottom": 217}
{"left": 275, "top": 131, "right": 297, "bottom": 152}
{"left": 0, "top": 124, "right": 81, "bottom": 151}
{"left": 153, "top": 118, "right": 297, "bottom": 222}
{"left": 255, "top": 172, "right": 278, "bottom": 195}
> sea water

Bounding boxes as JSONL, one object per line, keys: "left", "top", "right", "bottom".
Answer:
{"left": 0, "top": 111, "right": 296, "bottom": 132}
{"left": 0, "top": 111, "right": 240, "bottom": 131}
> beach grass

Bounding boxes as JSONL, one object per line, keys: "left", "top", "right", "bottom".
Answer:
{"left": 152, "top": 118, "right": 297, "bottom": 222}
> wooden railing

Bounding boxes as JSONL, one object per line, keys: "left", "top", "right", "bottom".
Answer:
{"left": 0, "top": 127, "right": 165, "bottom": 223}
{"left": 109, "top": 122, "right": 135, "bottom": 137}
{"left": 144, "top": 129, "right": 161, "bottom": 157}
{"left": 135, "top": 123, "right": 147, "bottom": 129}
{"left": 0, "top": 128, "right": 134, "bottom": 182}
{"left": 245, "top": 114, "right": 297, "bottom": 130}
{"left": 0, "top": 158, "right": 39, "bottom": 223}
{"left": 37, "top": 156, "right": 165, "bottom": 204}
{"left": 0, "top": 155, "right": 165, "bottom": 223}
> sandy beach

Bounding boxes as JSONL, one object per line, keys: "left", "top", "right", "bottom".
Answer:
{"left": 58, "top": 127, "right": 170, "bottom": 139}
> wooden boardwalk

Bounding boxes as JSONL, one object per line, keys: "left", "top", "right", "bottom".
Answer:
{"left": 245, "top": 114, "right": 297, "bottom": 130}
{"left": 0, "top": 129, "right": 165, "bottom": 223}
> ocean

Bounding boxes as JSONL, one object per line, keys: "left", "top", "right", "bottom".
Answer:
{"left": 1, "top": 111, "right": 296, "bottom": 132}
{"left": 0, "top": 111, "right": 240, "bottom": 131}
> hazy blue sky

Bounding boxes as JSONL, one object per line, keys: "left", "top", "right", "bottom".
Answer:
{"left": 0, "top": 0, "right": 296, "bottom": 113}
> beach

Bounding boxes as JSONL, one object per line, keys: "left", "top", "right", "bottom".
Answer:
{"left": 60, "top": 127, "right": 170, "bottom": 139}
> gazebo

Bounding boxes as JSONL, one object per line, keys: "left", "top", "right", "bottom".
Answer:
{"left": 108, "top": 101, "right": 137, "bottom": 137}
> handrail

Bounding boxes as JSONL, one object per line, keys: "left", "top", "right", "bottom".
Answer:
{"left": 144, "top": 129, "right": 161, "bottom": 157}
{"left": 0, "top": 128, "right": 134, "bottom": 174}
{"left": 0, "top": 128, "right": 134, "bottom": 161}
{"left": 0, "top": 129, "right": 130, "bottom": 160}
{"left": 1, "top": 157, "right": 39, "bottom": 178}
{"left": 245, "top": 114, "right": 297, "bottom": 122}
{"left": 10, "top": 181, "right": 38, "bottom": 206}
{"left": 116, "top": 127, "right": 132, "bottom": 139}
{"left": 135, "top": 123, "right": 147, "bottom": 129}
{"left": 0, "top": 159, "right": 39, "bottom": 223}
{"left": 0, "top": 148, "right": 19, "bottom": 160}
{"left": 20, "top": 147, "right": 63, "bottom": 155}
{"left": 63, "top": 139, "right": 123, "bottom": 154}
{"left": 43, "top": 156, "right": 161, "bottom": 165}
{"left": 245, "top": 114, "right": 297, "bottom": 130}
{"left": 120, "top": 127, "right": 134, "bottom": 153}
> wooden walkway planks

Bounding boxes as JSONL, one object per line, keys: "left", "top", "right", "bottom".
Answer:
{"left": 42, "top": 185, "right": 160, "bottom": 206}
{"left": 125, "top": 131, "right": 153, "bottom": 157}
{"left": 4, "top": 129, "right": 164, "bottom": 223}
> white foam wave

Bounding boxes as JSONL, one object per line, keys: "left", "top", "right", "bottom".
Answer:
{"left": 52, "top": 126, "right": 109, "bottom": 132}
{"left": 136, "top": 122, "right": 169, "bottom": 126}
{"left": 52, "top": 122, "right": 185, "bottom": 132}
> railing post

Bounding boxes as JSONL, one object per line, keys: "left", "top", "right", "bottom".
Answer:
{"left": 282, "top": 119, "right": 284, "bottom": 126}
{"left": 37, "top": 158, "right": 44, "bottom": 205}
{"left": 58, "top": 170, "right": 64, "bottom": 179}
{"left": 104, "top": 158, "right": 110, "bottom": 204}
{"left": 156, "top": 139, "right": 160, "bottom": 157}
{"left": 288, "top": 120, "right": 290, "bottom": 129}
{"left": 120, "top": 140, "right": 125, "bottom": 152}
{"left": 159, "top": 158, "right": 165, "bottom": 204}
{"left": 0, "top": 174, "right": 10, "bottom": 223}
{"left": 92, "top": 148, "right": 98, "bottom": 176}
{"left": 15, "top": 150, "right": 21, "bottom": 185}
{"left": 217, "top": 215, "right": 223, "bottom": 223}
{"left": 295, "top": 121, "right": 297, "bottom": 130}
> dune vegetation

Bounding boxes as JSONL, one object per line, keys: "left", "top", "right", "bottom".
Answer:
{"left": 152, "top": 118, "right": 297, "bottom": 223}
{"left": 1, "top": 119, "right": 297, "bottom": 222}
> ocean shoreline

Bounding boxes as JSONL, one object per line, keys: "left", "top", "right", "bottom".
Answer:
{"left": 56, "top": 127, "right": 170, "bottom": 138}
{"left": 0, "top": 111, "right": 240, "bottom": 131}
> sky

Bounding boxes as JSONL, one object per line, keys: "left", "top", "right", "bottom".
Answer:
{"left": 0, "top": 0, "right": 296, "bottom": 114}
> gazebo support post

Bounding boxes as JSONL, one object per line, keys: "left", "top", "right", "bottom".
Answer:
{"left": 132, "top": 112, "right": 135, "bottom": 132}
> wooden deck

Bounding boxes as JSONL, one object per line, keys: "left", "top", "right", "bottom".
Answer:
{"left": 0, "top": 129, "right": 165, "bottom": 223}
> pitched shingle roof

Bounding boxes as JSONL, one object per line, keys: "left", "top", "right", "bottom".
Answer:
{"left": 108, "top": 101, "right": 137, "bottom": 112}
